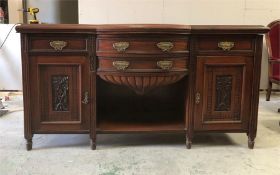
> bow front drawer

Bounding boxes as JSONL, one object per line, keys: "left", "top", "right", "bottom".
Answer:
{"left": 29, "top": 34, "right": 89, "bottom": 52}
{"left": 97, "top": 57, "right": 188, "bottom": 94}
{"left": 97, "top": 57, "right": 188, "bottom": 72}
{"left": 196, "top": 35, "right": 255, "bottom": 52}
{"left": 96, "top": 37, "right": 189, "bottom": 56}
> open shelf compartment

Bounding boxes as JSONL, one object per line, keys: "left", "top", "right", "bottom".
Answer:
{"left": 96, "top": 77, "right": 187, "bottom": 133}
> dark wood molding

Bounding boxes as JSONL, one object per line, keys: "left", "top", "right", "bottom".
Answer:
{"left": 22, "top": 0, "right": 27, "bottom": 24}
{"left": 248, "top": 35, "right": 264, "bottom": 149}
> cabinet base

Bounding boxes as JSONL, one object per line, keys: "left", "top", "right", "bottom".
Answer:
{"left": 248, "top": 138, "right": 255, "bottom": 149}
{"left": 91, "top": 140, "right": 96, "bottom": 150}
{"left": 186, "top": 137, "right": 192, "bottom": 149}
{"left": 26, "top": 139, "right": 32, "bottom": 151}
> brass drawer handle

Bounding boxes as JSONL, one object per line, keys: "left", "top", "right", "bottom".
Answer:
{"left": 50, "top": 40, "right": 67, "bottom": 51}
{"left": 82, "top": 91, "right": 89, "bottom": 104}
{"left": 157, "top": 60, "right": 173, "bottom": 70}
{"left": 195, "top": 92, "right": 200, "bottom": 104}
{"left": 218, "top": 41, "right": 234, "bottom": 51}
{"left": 113, "top": 42, "right": 130, "bottom": 52}
{"left": 113, "top": 61, "right": 130, "bottom": 71}
{"left": 156, "top": 42, "right": 174, "bottom": 52}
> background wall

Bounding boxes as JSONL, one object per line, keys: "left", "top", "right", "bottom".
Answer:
{"left": 79, "top": 0, "right": 280, "bottom": 90}
{"left": 27, "top": 0, "right": 78, "bottom": 24}
{"left": 79, "top": 0, "right": 280, "bottom": 25}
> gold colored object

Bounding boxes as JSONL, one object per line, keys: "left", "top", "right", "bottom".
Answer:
{"left": 195, "top": 92, "right": 200, "bottom": 104}
{"left": 218, "top": 41, "right": 235, "bottom": 51}
{"left": 50, "top": 41, "right": 67, "bottom": 51}
{"left": 113, "top": 42, "right": 130, "bottom": 52}
{"left": 18, "top": 7, "right": 40, "bottom": 24}
{"left": 112, "top": 61, "right": 130, "bottom": 70}
{"left": 156, "top": 42, "right": 174, "bottom": 52}
{"left": 27, "top": 8, "right": 39, "bottom": 24}
{"left": 157, "top": 60, "right": 173, "bottom": 70}
{"left": 82, "top": 91, "right": 89, "bottom": 104}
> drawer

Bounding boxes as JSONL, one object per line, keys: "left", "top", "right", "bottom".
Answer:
{"left": 196, "top": 36, "right": 254, "bottom": 51}
{"left": 96, "top": 38, "right": 188, "bottom": 55}
{"left": 29, "top": 35, "right": 88, "bottom": 52}
{"left": 98, "top": 57, "right": 188, "bottom": 72}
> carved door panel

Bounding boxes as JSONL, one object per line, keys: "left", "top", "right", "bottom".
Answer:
{"left": 194, "top": 56, "right": 253, "bottom": 131}
{"left": 30, "top": 56, "right": 90, "bottom": 132}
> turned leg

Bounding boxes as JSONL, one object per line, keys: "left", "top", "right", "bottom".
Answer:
{"left": 266, "top": 81, "right": 272, "bottom": 101}
{"left": 248, "top": 136, "right": 255, "bottom": 149}
{"left": 91, "top": 139, "right": 96, "bottom": 150}
{"left": 26, "top": 138, "right": 33, "bottom": 151}
{"left": 186, "top": 135, "right": 192, "bottom": 149}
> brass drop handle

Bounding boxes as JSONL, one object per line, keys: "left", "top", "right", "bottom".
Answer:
{"left": 195, "top": 92, "right": 200, "bottom": 104}
{"left": 157, "top": 60, "right": 173, "bottom": 70}
{"left": 218, "top": 41, "right": 235, "bottom": 51}
{"left": 156, "top": 42, "right": 174, "bottom": 52}
{"left": 50, "top": 40, "right": 67, "bottom": 51}
{"left": 113, "top": 42, "right": 130, "bottom": 52}
{"left": 82, "top": 91, "right": 89, "bottom": 104}
{"left": 113, "top": 61, "right": 130, "bottom": 71}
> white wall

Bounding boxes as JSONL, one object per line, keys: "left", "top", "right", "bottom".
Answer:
{"left": 79, "top": 0, "right": 280, "bottom": 89}
{"left": 79, "top": 0, "right": 280, "bottom": 25}
{"left": 0, "top": 25, "right": 21, "bottom": 90}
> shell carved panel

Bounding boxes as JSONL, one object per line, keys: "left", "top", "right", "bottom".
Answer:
{"left": 98, "top": 73, "right": 186, "bottom": 94}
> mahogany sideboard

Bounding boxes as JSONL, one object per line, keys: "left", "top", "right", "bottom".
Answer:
{"left": 16, "top": 24, "right": 269, "bottom": 150}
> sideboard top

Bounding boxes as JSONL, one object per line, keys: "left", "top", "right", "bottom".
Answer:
{"left": 15, "top": 24, "right": 269, "bottom": 34}
{"left": 191, "top": 25, "right": 269, "bottom": 34}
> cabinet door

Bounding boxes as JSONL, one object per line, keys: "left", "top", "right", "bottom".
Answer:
{"left": 30, "top": 55, "right": 90, "bottom": 132}
{"left": 194, "top": 56, "right": 253, "bottom": 131}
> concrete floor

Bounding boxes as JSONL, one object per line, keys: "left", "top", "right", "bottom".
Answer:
{"left": 0, "top": 93, "right": 280, "bottom": 175}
